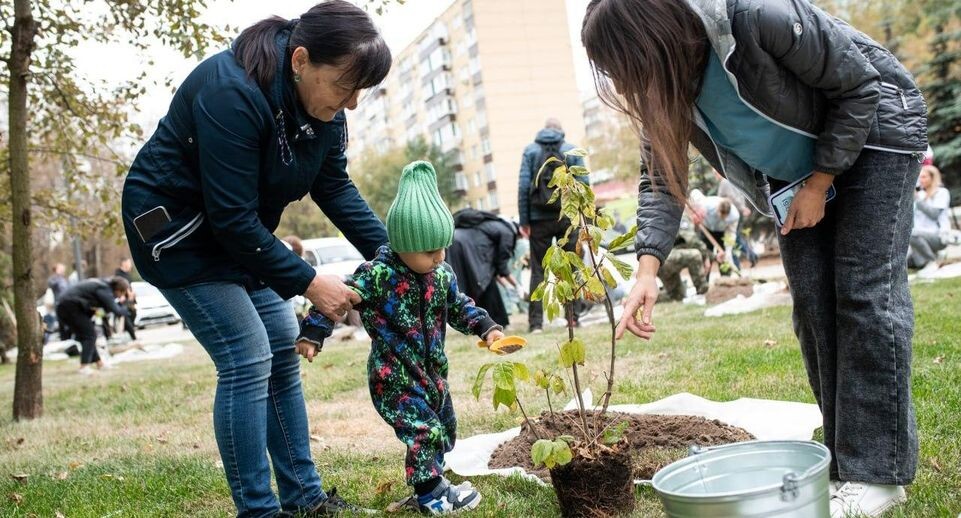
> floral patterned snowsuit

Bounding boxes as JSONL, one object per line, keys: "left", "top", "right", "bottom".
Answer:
{"left": 299, "top": 245, "right": 499, "bottom": 485}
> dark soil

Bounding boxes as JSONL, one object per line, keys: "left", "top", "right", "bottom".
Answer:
{"left": 489, "top": 411, "right": 754, "bottom": 481}
{"left": 551, "top": 446, "right": 634, "bottom": 518}
{"left": 706, "top": 277, "right": 754, "bottom": 305}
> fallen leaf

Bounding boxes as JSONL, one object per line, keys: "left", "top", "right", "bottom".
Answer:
{"left": 929, "top": 457, "right": 943, "bottom": 472}
{"left": 9, "top": 493, "right": 23, "bottom": 505}
{"left": 375, "top": 480, "right": 393, "bottom": 495}
{"left": 763, "top": 339, "right": 777, "bottom": 348}
{"left": 11, "top": 438, "right": 24, "bottom": 447}
{"left": 52, "top": 471, "right": 69, "bottom": 481}
{"left": 310, "top": 435, "right": 323, "bottom": 443}
{"left": 933, "top": 355, "right": 945, "bottom": 364}
{"left": 10, "top": 473, "right": 28, "bottom": 483}
{"left": 67, "top": 461, "right": 83, "bottom": 470}
{"left": 193, "top": 443, "right": 201, "bottom": 449}
{"left": 120, "top": 385, "right": 129, "bottom": 393}
{"left": 156, "top": 435, "right": 168, "bottom": 444}
{"left": 323, "top": 363, "right": 334, "bottom": 370}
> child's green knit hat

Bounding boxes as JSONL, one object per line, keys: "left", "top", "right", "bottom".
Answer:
{"left": 386, "top": 161, "right": 454, "bottom": 253}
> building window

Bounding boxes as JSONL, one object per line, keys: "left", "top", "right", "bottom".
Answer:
{"left": 474, "top": 171, "right": 482, "bottom": 187}
{"left": 488, "top": 192, "right": 499, "bottom": 209}
{"left": 485, "top": 163, "right": 496, "bottom": 182}
{"left": 455, "top": 173, "right": 468, "bottom": 190}
{"left": 481, "top": 137, "right": 491, "bottom": 155}
{"left": 476, "top": 197, "right": 485, "bottom": 210}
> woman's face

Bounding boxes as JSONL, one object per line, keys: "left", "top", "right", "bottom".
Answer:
{"left": 291, "top": 47, "right": 361, "bottom": 122}
{"left": 919, "top": 169, "right": 932, "bottom": 189}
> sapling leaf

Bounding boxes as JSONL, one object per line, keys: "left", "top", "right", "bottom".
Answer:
{"left": 551, "top": 375, "right": 567, "bottom": 395}
{"left": 493, "top": 386, "right": 516, "bottom": 410}
{"left": 565, "top": 148, "right": 588, "bottom": 157}
{"left": 531, "top": 439, "right": 553, "bottom": 468}
{"left": 602, "top": 421, "right": 630, "bottom": 445}
{"left": 533, "top": 369, "right": 549, "bottom": 389}
{"left": 472, "top": 363, "right": 495, "bottom": 400}
{"left": 553, "top": 440, "right": 573, "bottom": 465}
{"left": 512, "top": 362, "right": 530, "bottom": 382}
{"left": 607, "top": 254, "right": 634, "bottom": 280}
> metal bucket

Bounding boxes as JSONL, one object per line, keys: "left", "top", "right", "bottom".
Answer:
{"left": 652, "top": 440, "right": 831, "bottom": 517}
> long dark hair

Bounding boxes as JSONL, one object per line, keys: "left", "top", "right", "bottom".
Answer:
{"left": 581, "top": 0, "right": 708, "bottom": 202}
{"left": 234, "top": 0, "right": 392, "bottom": 93}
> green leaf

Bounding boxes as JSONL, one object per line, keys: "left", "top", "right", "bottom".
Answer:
{"left": 586, "top": 276, "right": 605, "bottom": 297}
{"left": 531, "top": 439, "right": 553, "bottom": 468}
{"left": 493, "top": 363, "right": 515, "bottom": 391}
{"left": 557, "top": 435, "right": 576, "bottom": 444}
{"left": 472, "top": 363, "right": 495, "bottom": 400}
{"left": 551, "top": 375, "right": 567, "bottom": 395}
{"left": 606, "top": 225, "right": 637, "bottom": 252}
{"left": 552, "top": 440, "right": 573, "bottom": 465}
{"left": 607, "top": 254, "right": 635, "bottom": 280}
{"left": 533, "top": 369, "right": 549, "bottom": 389}
{"left": 559, "top": 338, "right": 586, "bottom": 367}
{"left": 568, "top": 165, "right": 589, "bottom": 176}
{"left": 512, "top": 362, "right": 531, "bottom": 382}
{"left": 564, "top": 148, "right": 588, "bottom": 157}
{"left": 601, "top": 266, "right": 618, "bottom": 288}
{"left": 493, "top": 386, "right": 516, "bottom": 410}
{"left": 530, "top": 281, "right": 546, "bottom": 302}
{"left": 602, "top": 421, "right": 630, "bottom": 446}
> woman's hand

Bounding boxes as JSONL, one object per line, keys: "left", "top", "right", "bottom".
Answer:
{"left": 615, "top": 256, "right": 659, "bottom": 341}
{"left": 781, "top": 172, "right": 833, "bottom": 235}
{"left": 304, "top": 274, "right": 360, "bottom": 320}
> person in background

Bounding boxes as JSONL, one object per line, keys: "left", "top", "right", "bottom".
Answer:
{"left": 517, "top": 118, "right": 588, "bottom": 332}
{"left": 716, "top": 173, "right": 758, "bottom": 268}
{"left": 690, "top": 190, "right": 739, "bottom": 275}
{"left": 113, "top": 258, "right": 138, "bottom": 342}
{"left": 55, "top": 277, "right": 130, "bottom": 375}
{"left": 447, "top": 208, "right": 519, "bottom": 328}
{"left": 908, "top": 165, "right": 951, "bottom": 273}
{"left": 48, "top": 263, "right": 69, "bottom": 304}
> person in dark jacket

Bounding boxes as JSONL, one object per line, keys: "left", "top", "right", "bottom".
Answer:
{"left": 55, "top": 277, "right": 130, "bottom": 374}
{"left": 113, "top": 258, "right": 138, "bottom": 341}
{"left": 517, "top": 119, "right": 588, "bottom": 332}
{"left": 583, "top": 1, "right": 927, "bottom": 515}
{"left": 120, "top": 3, "right": 390, "bottom": 516}
{"left": 447, "top": 208, "right": 519, "bottom": 327}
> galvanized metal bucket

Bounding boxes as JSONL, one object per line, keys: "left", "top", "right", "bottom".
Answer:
{"left": 652, "top": 440, "right": 831, "bottom": 517}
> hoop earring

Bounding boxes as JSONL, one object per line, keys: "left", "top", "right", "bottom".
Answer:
{"left": 293, "top": 73, "right": 302, "bottom": 83}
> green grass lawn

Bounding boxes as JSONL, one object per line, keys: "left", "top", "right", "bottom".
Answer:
{"left": 1, "top": 278, "right": 959, "bottom": 517}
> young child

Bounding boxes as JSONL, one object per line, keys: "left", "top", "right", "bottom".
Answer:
{"left": 296, "top": 161, "right": 504, "bottom": 515}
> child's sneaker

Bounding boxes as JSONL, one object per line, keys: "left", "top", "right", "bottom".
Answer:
{"left": 416, "top": 477, "right": 481, "bottom": 515}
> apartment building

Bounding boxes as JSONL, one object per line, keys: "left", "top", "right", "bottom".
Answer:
{"left": 348, "top": 0, "right": 585, "bottom": 218}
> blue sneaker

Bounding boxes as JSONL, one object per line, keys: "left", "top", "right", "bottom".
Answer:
{"left": 416, "top": 477, "right": 481, "bottom": 515}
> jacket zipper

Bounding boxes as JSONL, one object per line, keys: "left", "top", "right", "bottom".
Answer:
{"left": 880, "top": 82, "right": 909, "bottom": 110}
{"left": 152, "top": 213, "right": 204, "bottom": 261}
{"left": 417, "top": 276, "right": 429, "bottom": 361}
{"left": 719, "top": 47, "right": 919, "bottom": 156}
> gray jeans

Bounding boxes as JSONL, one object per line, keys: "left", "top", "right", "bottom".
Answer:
{"left": 908, "top": 230, "right": 944, "bottom": 268}
{"left": 775, "top": 150, "right": 919, "bottom": 485}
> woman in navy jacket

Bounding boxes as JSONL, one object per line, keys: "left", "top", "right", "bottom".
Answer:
{"left": 121, "top": 2, "right": 389, "bottom": 516}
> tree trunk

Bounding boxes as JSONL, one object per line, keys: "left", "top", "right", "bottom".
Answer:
{"left": 9, "top": 0, "right": 42, "bottom": 421}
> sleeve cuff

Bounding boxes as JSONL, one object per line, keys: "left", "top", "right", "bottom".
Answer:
{"left": 480, "top": 323, "right": 503, "bottom": 340}
{"left": 297, "top": 308, "right": 334, "bottom": 347}
{"left": 635, "top": 247, "right": 666, "bottom": 266}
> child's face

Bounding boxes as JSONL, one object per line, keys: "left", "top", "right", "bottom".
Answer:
{"left": 398, "top": 249, "right": 446, "bottom": 274}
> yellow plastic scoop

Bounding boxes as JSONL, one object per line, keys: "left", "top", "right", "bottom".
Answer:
{"left": 477, "top": 335, "right": 527, "bottom": 355}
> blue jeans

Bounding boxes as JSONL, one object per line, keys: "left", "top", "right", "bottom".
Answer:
{"left": 775, "top": 150, "right": 919, "bottom": 485}
{"left": 161, "top": 283, "right": 325, "bottom": 517}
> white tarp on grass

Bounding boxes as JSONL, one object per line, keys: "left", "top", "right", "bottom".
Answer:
{"left": 445, "top": 391, "right": 822, "bottom": 484}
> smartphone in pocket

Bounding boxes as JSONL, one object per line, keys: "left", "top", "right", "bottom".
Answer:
{"left": 133, "top": 206, "right": 171, "bottom": 242}
{"left": 769, "top": 175, "right": 837, "bottom": 226}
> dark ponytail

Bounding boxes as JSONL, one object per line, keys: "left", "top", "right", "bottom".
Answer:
{"left": 233, "top": 0, "right": 392, "bottom": 93}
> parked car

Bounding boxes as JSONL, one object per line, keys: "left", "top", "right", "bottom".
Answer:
{"left": 132, "top": 281, "right": 181, "bottom": 329}
{"left": 301, "top": 237, "right": 365, "bottom": 278}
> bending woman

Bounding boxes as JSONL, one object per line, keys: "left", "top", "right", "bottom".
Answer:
{"left": 582, "top": 0, "right": 927, "bottom": 516}
{"left": 122, "top": 2, "right": 390, "bottom": 516}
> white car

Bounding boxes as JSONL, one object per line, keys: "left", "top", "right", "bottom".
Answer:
{"left": 301, "top": 237, "right": 365, "bottom": 278}
{"left": 132, "top": 281, "right": 181, "bottom": 329}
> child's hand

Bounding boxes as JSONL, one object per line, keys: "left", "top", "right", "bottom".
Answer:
{"left": 485, "top": 330, "right": 505, "bottom": 347}
{"left": 296, "top": 340, "right": 320, "bottom": 363}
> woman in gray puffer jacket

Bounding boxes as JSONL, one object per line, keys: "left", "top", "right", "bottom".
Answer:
{"left": 582, "top": 1, "right": 926, "bottom": 516}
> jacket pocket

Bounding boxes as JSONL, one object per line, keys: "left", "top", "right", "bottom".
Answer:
{"left": 880, "top": 82, "right": 908, "bottom": 110}
{"left": 149, "top": 211, "right": 205, "bottom": 262}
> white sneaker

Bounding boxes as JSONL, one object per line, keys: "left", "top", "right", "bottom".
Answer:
{"left": 830, "top": 482, "right": 906, "bottom": 517}
{"left": 830, "top": 480, "right": 843, "bottom": 497}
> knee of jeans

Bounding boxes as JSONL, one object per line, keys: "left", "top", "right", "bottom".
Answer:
{"left": 219, "top": 355, "right": 273, "bottom": 386}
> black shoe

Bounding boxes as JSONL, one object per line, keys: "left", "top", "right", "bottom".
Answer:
{"left": 306, "top": 488, "right": 373, "bottom": 515}
{"left": 528, "top": 325, "right": 543, "bottom": 334}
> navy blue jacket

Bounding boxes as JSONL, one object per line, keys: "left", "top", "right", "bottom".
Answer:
{"left": 517, "top": 128, "right": 587, "bottom": 226}
{"left": 122, "top": 29, "right": 387, "bottom": 299}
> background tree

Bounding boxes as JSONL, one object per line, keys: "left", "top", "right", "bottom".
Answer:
{"left": 1, "top": 0, "right": 229, "bottom": 420}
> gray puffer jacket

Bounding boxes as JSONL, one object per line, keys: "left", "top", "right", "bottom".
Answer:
{"left": 635, "top": 0, "right": 929, "bottom": 264}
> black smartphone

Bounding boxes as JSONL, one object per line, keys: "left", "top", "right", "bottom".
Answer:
{"left": 133, "top": 206, "right": 171, "bottom": 242}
